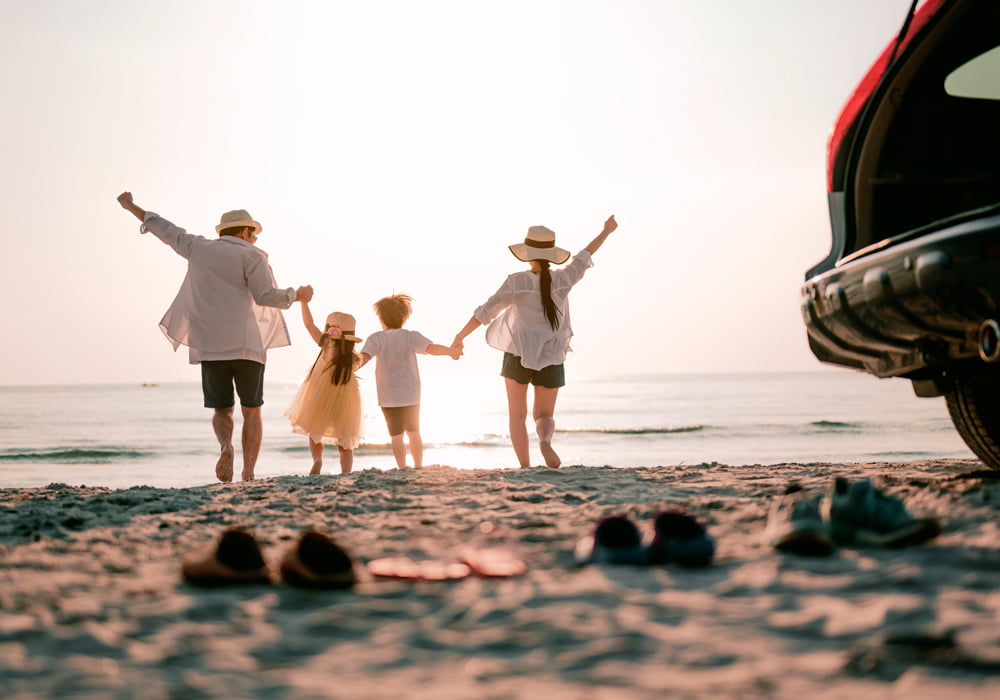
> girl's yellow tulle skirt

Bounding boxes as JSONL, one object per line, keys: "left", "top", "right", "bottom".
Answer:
{"left": 285, "top": 361, "right": 364, "bottom": 449}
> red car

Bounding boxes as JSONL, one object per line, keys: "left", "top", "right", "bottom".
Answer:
{"left": 802, "top": 0, "right": 1000, "bottom": 466}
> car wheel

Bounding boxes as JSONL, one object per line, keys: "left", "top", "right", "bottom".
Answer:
{"left": 944, "top": 364, "right": 1000, "bottom": 469}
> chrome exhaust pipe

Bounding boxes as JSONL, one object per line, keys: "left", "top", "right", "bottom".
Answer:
{"left": 979, "top": 320, "right": 1000, "bottom": 362}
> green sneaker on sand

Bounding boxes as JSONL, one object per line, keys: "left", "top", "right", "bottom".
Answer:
{"left": 766, "top": 484, "right": 836, "bottom": 556}
{"left": 828, "top": 477, "right": 941, "bottom": 547}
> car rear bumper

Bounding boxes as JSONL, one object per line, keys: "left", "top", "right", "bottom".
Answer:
{"left": 801, "top": 210, "right": 1000, "bottom": 378}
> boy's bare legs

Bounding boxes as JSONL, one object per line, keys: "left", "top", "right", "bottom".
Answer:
{"left": 241, "top": 406, "right": 262, "bottom": 481}
{"left": 534, "top": 386, "right": 560, "bottom": 468}
{"left": 309, "top": 437, "right": 324, "bottom": 475}
{"left": 338, "top": 445, "right": 353, "bottom": 473}
{"left": 406, "top": 431, "right": 424, "bottom": 469}
{"left": 390, "top": 433, "right": 408, "bottom": 468}
{"left": 504, "top": 378, "right": 531, "bottom": 467}
{"left": 212, "top": 407, "right": 235, "bottom": 483}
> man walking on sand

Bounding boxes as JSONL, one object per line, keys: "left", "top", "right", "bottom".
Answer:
{"left": 117, "top": 192, "right": 313, "bottom": 483}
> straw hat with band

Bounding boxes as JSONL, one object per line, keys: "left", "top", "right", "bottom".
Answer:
{"left": 325, "top": 312, "right": 362, "bottom": 342}
{"left": 216, "top": 209, "right": 262, "bottom": 235}
{"left": 509, "top": 226, "right": 571, "bottom": 265}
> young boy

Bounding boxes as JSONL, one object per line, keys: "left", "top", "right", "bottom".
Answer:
{"left": 358, "top": 294, "right": 460, "bottom": 468}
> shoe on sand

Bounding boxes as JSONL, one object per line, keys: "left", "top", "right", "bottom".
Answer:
{"left": 766, "top": 484, "right": 836, "bottom": 557}
{"left": 181, "top": 528, "right": 272, "bottom": 586}
{"left": 828, "top": 477, "right": 942, "bottom": 547}
{"left": 280, "top": 530, "right": 356, "bottom": 589}
{"left": 575, "top": 515, "right": 648, "bottom": 566}
{"left": 367, "top": 556, "right": 471, "bottom": 581}
{"left": 647, "top": 508, "right": 715, "bottom": 567}
{"left": 459, "top": 545, "right": 527, "bottom": 578}
{"left": 216, "top": 449, "right": 234, "bottom": 483}
{"left": 539, "top": 440, "right": 561, "bottom": 468}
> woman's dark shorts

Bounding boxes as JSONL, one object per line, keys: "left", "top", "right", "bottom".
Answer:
{"left": 501, "top": 352, "right": 565, "bottom": 388}
{"left": 381, "top": 405, "right": 420, "bottom": 436}
{"left": 201, "top": 360, "right": 266, "bottom": 408}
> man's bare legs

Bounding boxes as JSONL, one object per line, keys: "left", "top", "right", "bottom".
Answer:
{"left": 309, "top": 437, "right": 324, "bottom": 475}
{"left": 212, "top": 408, "right": 235, "bottom": 482}
{"left": 533, "top": 386, "right": 561, "bottom": 468}
{"left": 212, "top": 406, "right": 262, "bottom": 481}
{"left": 338, "top": 445, "right": 353, "bottom": 473}
{"left": 241, "top": 406, "right": 262, "bottom": 481}
{"left": 504, "top": 378, "right": 531, "bottom": 467}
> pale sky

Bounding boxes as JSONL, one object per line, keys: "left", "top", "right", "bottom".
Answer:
{"left": 1, "top": 0, "right": 918, "bottom": 386}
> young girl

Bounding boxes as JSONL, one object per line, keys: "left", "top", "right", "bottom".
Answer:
{"left": 285, "top": 303, "right": 364, "bottom": 474}
{"left": 451, "top": 215, "right": 618, "bottom": 469}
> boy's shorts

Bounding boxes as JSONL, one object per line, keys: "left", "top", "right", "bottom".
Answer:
{"left": 201, "top": 360, "right": 266, "bottom": 408}
{"left": 381, "top": 405, "right": 420, "bottom": 436}
{"left": 501, "top": 352, "right": 565, "bottom": 388}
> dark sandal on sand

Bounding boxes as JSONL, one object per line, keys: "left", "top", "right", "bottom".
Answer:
{"left": 575, "top": 515, "right": 648, "bottom": 566}
{"left": 647, "top": 508, "right": 715, "bottom": 567}
{"left": 280, "top": 530, "right": 356, "bottom": 589}
{"left": 181, "top": 528, "right": 272, "bottom": 586}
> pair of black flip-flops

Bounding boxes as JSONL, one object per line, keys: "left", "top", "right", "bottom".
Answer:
{"left": 181, "top": 528, "right": 356, "bottom": 589}
{"left": 575, "top": 509, "right": 715, "bottom": 567}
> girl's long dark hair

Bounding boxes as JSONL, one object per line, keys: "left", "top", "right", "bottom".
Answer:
{"left": 539, "top": 260, "right": 560, "bottom": 330}
{"left": 314, "top": 335, "right": 356, "bottom": 385}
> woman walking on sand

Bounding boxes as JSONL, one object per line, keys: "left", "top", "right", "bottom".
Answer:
{"left": 451, "top": 215, "right": 618, "bottom": 468}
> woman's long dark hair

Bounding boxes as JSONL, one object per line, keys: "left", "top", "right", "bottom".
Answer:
{"left": 539, "top": 260, "right": 560, "bottom": 330}
{"left": 313, "top": 335, "right": 355, "bottom": 385}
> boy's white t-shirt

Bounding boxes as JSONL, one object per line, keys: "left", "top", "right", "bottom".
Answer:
{"left": 360, "top": 329, "right": 432, "bottom": 407}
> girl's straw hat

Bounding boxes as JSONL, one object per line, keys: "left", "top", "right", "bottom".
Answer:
{"left": 508, "top": 226, "right": 570, "bottom": 264}
{"left": 216, "top": 209, "right": 262, "bottom": 235}
{"left": 325, "top": 312, "right": 361, "bottom": 342}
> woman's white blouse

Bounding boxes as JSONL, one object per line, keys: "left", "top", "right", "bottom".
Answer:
{"left": 473, "top": 250, "right": 593, "bottom": 371}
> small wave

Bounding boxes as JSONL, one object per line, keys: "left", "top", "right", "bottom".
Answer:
{"left": 281, "top": 439, "right": 502, "bottom": 455}
{"left": 558, "top": 426, "right": 705, "bottom": 435}
{"left": 0, "top": 448, "right": 149, "bottom": 463}
{"left": 869, "top": 450, "right": 935, "bottom": 458}
{"left": 809, "top": 420, "right": 859, "bottom": 429}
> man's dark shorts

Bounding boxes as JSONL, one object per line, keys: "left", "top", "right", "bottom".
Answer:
{"left": 201, "top": 360, "right": 266, "bottom": 408}
{"left": 381, "top": 405, "right": 420, "bottom": 436}
{"left": 501, "top": 352, "right": 566, "bottom": 388}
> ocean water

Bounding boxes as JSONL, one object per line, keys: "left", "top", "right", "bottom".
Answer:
{"left": 0, "top": 371, "right": 975, "bottom": 489}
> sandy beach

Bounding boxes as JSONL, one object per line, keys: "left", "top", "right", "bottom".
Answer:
{"left": 2, "top": 459, "right": 1000, "bottom": 699}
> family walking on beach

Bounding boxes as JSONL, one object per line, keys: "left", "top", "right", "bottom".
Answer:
{"left": 117, "top": 192, "right": 618, "bottom": 482}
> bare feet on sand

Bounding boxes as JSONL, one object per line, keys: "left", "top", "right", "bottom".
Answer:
{"left": 216, "top": 448, "right": 234, "bottom": 483}
{"left": 539, "top": 440, "right": 561, "bottom": 469}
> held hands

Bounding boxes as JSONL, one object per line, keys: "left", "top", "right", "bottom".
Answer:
{"left": 295, "top": 285, "right": 314, "bottom": 303}
{"left": 447, "top": 344, "right": 462, "bottom": 360}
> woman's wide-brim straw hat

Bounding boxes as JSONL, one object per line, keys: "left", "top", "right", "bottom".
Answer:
{"left": 325, "top": 312, "right": 362, "bottom": 342}
{"left": 509, "top": 225, "right": 570, "bottom": 264}
{"left": 216, "top": 209, "right": 262, "bottom": 235}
